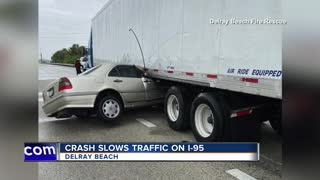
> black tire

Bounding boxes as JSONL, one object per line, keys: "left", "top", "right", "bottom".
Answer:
{"left": 164, "top": 86, "right": 191, "bottom": 130}
{"left": 75, "top": 114, "right": 89, "bottom": 119}
{"left": 80, "top": 65, "right": 84, "bottom": 72}
{"left": 269, "top": 103, "right": 282, "bottom": 136}
{"left": 97, "top": 96, "right": 123, "bottom": 122}
{"left": 269, "top": 119, "right": 281, "bottom": 135}
{"left": 190, "top": 93, "right": 224, "bottom": 142}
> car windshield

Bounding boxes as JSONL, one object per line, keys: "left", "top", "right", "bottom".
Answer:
{"left": 80, "top": 65, "right": 101, "bottom": 76}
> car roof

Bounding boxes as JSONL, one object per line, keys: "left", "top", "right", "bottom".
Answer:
{"left": 92, "top": 63, "right": 141, "bottom": 74}
{"left": 98, "top": 62, "right": 140, "bottom": 69}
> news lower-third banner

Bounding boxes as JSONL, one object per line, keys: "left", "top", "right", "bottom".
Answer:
{"left": 24, "top": 143, "right": 259, "bottom": 161}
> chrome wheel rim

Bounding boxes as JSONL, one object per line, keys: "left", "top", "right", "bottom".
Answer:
{"left": 167, "top": 95, "right": 179, "bottom": 122}
{"left": 195, "top": 104, "right": 214, "bottom": 138}
{"left": 102, "top": 99, "right": 120, "bottom": 118}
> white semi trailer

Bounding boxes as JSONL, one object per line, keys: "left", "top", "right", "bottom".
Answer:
{"left": 91, "top": 0, "right": 282, "bottom": 141}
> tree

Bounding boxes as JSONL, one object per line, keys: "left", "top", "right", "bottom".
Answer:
{"left": 51, "top": 44, "right": 88, "bottom": 64}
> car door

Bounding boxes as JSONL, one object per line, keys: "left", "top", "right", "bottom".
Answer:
{"left": 135, "top": 67, "right": 164, "bottom": 101}
{"left": 108, "top": 65, "right": 145, "bottom": 103}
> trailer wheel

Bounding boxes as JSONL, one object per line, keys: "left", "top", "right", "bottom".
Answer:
{"left": 269, "top": 103, "right": 282, "bottom": 136}
{"left": 269, "top": 119, "right": 281, "bottom": 135}
{"left": 191, "top": 93, "right": 224, "bottom": 142}
{"left": 164, "top": 86, "right": 191, "bottom": 130}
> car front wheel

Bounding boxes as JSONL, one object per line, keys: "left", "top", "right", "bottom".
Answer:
{"left": 97, "top": 96, "right": 123, "bottom": 122}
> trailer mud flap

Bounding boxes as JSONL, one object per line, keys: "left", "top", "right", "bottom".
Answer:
{"left": 225, "top": 110, "right": 262, "bottom": 142}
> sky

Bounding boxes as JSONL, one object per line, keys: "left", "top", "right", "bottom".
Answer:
{"left": 39, "top": 0, "right": 110, "bottom": 60}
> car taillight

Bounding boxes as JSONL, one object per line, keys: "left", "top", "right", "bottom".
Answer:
{"left": 59, "top": 77, "right": 73, "bottom": 91}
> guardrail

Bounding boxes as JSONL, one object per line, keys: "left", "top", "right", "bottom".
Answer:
{"left": 48, "top": 63, "right": 74, "bottom": 67}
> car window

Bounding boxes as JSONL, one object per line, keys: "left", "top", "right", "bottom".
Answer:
{"left": 83, "top": 57, "right": 88, "bottom": 62}
{"left": 135, "top": 67, "right": 145, "bottom": 76}
{"left": 117, "top": 65, "right": 141, "bottom": 78}
{"left": 108, "top": 67, "right": 120, "bottom": 77}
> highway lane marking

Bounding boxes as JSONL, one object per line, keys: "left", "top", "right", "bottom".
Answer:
{"left": 39, "top": 92, "right": 44, "bottom": 102}
{"left": 226, "top": 169, "right": 257, "bottom": 180}
{"left": 136, "top": 118, "right": 157, "bottom": 128}
{"left": 260, "top": 154, "right": 283, "bottom": 166}
{"left": 39, "top": 117, "right": 70, "bottom": 122}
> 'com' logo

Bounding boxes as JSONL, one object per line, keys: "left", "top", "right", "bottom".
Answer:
{"left": 24, "top": 143, "right": 57, "bottom": 161}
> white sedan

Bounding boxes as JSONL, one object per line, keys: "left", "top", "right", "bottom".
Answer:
{"left": 42, "top": 63, "right": 166, "bottom": 121}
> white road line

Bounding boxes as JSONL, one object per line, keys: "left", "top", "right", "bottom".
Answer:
{"left": 226, "top": 169, "right": 257, "bottom": 180}
{"left": 39, "top": 117, "right": 70, "bottom": 122}
{"left": 136, "top": 118, "right": 157, "bottom": 128}
{"left": 39, "top": 92, "right": 44, "bottom": 102}
{"left": 260, "top": 154, "right": 283, "bottom": 166}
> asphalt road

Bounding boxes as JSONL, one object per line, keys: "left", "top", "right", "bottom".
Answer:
{"left": 38, "top": 63, "right": 282, "bottom": 180}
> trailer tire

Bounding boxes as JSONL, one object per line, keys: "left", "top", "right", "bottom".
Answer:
{"left": 191, "top": 93, "right": 224, "bottom": 142}
{"left": 269, "top": 119, "right": 281, "bottom": 135}
{"left": 164, "top": 86, "right": 191, "bottom": 130}
{"left": 269, "top": 103, "right": 282, "bottom": 136}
